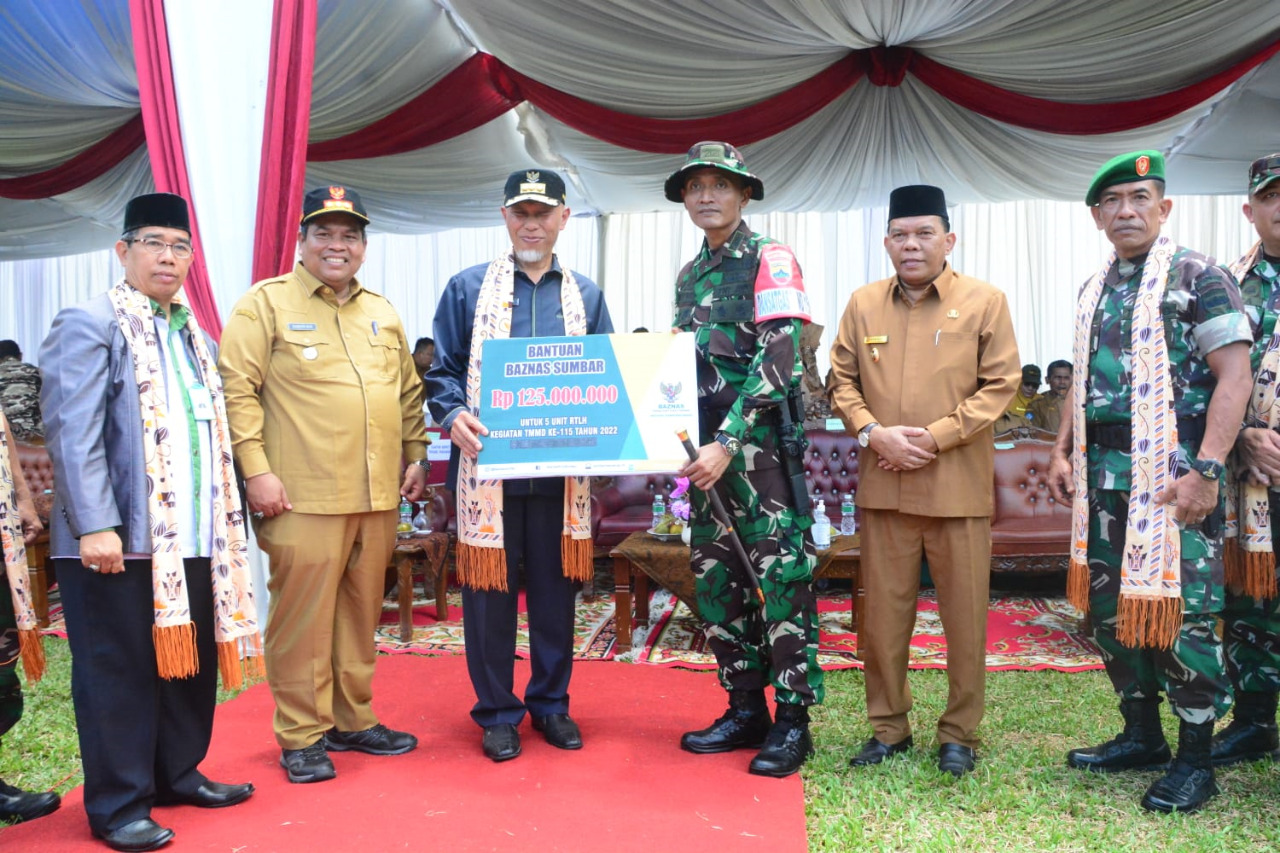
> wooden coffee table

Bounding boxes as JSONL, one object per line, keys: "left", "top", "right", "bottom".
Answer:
{"left": 390, "top": 532, "right": 451, "bottom": 643}
{"left": 610, "top": 531, "right": 862, "bottom": 654}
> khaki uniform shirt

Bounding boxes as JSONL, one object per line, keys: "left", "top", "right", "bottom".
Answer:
{"left": 1026, "top": 392, "right": 1065, "bottom": 432}
{"left": 829, "top": 266, "right": 1021, "bottom": 517}
{"left": 218, "top": 263, "right": 428, "bottom": 514}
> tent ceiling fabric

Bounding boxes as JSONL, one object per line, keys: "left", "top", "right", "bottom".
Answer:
{"left": 0, "top": 0, "right": 1278, "bottom": 258}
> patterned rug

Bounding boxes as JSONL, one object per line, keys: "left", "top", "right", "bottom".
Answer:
{"left": 372, "top": 587, "right": 1104, "bottom": 672}
{"left": 41, "top": 586, "right": 1104, "bottom": 672}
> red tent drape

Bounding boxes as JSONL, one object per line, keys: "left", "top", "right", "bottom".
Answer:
{"left": 252, "top": 0, "right": 317, "bottom": 283}
{"left": 129, "top": 0, "right": 222, "bottom": 338}
{"left": 0, "top": 115, "right": 144, "bottom": 200}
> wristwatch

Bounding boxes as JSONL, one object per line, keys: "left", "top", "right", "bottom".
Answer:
{"left": 715, "top": 432, "right": 742, "bottom": 457}
{"left": 1189, "top": 457, "right": 1224, "bottom": 481}
{"left": 413, "top": 458, "right": 431, "bottom": 471}
{"left": 858, "top": 422, "right": 880, "bottom": 448}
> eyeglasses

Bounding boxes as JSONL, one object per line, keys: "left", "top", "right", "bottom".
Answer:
{"left": 126, "top": 237, "right": 194, "bottom": 259}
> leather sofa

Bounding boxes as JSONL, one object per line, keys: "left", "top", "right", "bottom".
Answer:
{"left": 590, "top": 431, "right": 1072, "bottom": 572}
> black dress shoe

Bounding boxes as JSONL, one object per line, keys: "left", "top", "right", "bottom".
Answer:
{"left": 156, "top": 780, "right": 254, "bottom": 809}
{"left": 532, "top": 714, "right": 583, "bottom": 750}
{"left": 483, "top": 723, "right": 521, "bottom": 762}
{"left": 324, "top": 723, "right": 418, "bottom": 755}
{"left": 849, "top": 735, "right": 913, "bottom": 767}
{"left": 938, "top": 743, "right": 977, "bottom": 777}
{"left": 92, "top": 817, "right": 175, "bottom": 852}
{"left": 0, "top": 779, "right": 61, "bottom": 823}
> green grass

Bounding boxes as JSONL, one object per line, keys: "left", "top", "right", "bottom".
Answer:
{"left": 5, "top": 639, "right": 1280, "bottom": 849}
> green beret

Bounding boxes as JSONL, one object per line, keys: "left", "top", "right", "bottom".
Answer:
{"left": 1085, "top": 150, "right": 1165, "bottom": 206}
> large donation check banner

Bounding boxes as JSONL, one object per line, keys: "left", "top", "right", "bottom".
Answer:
{"left": 477, "top": 332, "right": 698, "bottom": 478}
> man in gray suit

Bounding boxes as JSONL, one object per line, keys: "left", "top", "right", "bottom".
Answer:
{"left": 40, "top": 194, "right": 256, "bottom": 852}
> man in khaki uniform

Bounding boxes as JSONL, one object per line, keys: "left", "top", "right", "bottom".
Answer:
{"left": 1027, "top": 360, "right": 1072, "bottom": 432}
{"left": 829, "top": 185, "right": 1020, "bottom": 776}
{"left": 219, "top": 186, "right": 429, "bottom": 783}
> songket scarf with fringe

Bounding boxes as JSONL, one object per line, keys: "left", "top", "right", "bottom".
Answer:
{"left": 454, "top": 255, "right": 594, "bottom": 591}
{"left": 109, "top": 280, "right": 263, "bottom": 688}
{"left": 0, "top": 424, "right": 44, "bottom": 682}
{"left": 1068, "top": 235, "right": 1182, "bottom": 649}
{"left": 1225, "top": 241, "right": 1280, "bottom": 599}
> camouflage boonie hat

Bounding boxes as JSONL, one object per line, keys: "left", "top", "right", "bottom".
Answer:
{"left": 664, "top": 141, "right": 765, "bottom": 203}
{"left": 1249, "top": 154, "right": 1280, "bottom": 195}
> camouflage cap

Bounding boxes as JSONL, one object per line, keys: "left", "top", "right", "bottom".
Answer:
{"left": 664, "top": 141, "right": 764, "bottom": 203}
{"left": 1085, "top": 150, "right": 1166, "bottom": 206}
{"left": 1249, "top": 153, "right": 1280, "bottom": 195}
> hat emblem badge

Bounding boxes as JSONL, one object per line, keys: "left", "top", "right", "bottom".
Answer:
{"left": 1135, "top": 156, "right": 1150, "bottom": 177}
{"left": 526, "top": 171, "right": 541, "bottom": 183}
{"left": 329, "top": 185, "right": 345, "bottom": 200}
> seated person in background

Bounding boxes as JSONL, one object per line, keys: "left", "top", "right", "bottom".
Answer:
{"left": 0, "top": 341, "right": 43, "bottom": 442}
{"left": 993, "top": 364, "right": 1041, "bottom": 434}
{"left": 412, "top": 336, "right": 435, "bottom": 379}
{"left": 1027, "top": 360, "right": 1072, "bottom": 432}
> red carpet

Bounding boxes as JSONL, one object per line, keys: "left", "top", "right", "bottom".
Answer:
{"left": 2, "top": 655, "right": 807, "bottom": 852}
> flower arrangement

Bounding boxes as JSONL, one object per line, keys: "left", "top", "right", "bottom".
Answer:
{"left": 669, "top": 477, "right": 691, "bottom": 523}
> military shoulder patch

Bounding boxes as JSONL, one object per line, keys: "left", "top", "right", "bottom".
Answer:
{"left": 753, "top": 244, "right": 811, "bottom": 323}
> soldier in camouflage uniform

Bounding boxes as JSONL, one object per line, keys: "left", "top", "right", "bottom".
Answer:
{"left": 0, "top": 342, "right": 43, "bottom": 442}
{"left": 666, "top": 141, "right": 823, "bottom": 778}
{"left": 1217, "top": 153, "right": 1280, "bottom": 765}
{"left": 1048, "top": 151, "right": 1253, "bottom": 813}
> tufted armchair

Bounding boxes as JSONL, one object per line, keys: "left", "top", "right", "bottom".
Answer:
{"left": 591, "top": 473, "right": 682, "bottom": 552}
{"left": 990, "top": 439, "right": 1072, "bottom": 571}
{"left": 802, "top": 429, "right": 861, "bottom": 524}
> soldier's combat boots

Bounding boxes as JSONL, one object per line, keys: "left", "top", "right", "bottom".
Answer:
{"left": 1141, "top": 720, "right": 1219, "bottom": 813}
{"left": 748, "top": 703, "right": 813, "bottom": 778}
{"left": 1210, "top": 690, "right": 1280, "bottom": 765}
{"left": 681, "top": 690, "right": 771, "bottom": 754}
{"left": 1066, "top": 698, "right": 1172, "bottom": 772}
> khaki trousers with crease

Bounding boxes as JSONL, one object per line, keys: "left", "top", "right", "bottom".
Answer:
{"left": 860, "top": 508, "right": 991, "bottom": 749}
{"left": 257, "top": 509, "right": 397, "bottom": 750}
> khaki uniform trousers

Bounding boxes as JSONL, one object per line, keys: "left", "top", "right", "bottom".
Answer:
{"left": 257, "top": 509, "right": 397, "bottom": 749}
{"left": 861, "top": 509, "right": 991, "bottom": 749}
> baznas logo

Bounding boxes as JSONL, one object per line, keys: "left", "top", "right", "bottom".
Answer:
{"left": 659, "top": 381, "right": 682, "bottom": 403}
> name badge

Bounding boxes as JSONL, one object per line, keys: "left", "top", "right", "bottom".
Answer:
{"left": 288, "top": 323, "right": 317, "bottom": 331}
{"left": 863, "top": 335, "right": 888, "bottom": 345}
{"left": 189, "top": 386, "right": 215, "bottom": 421}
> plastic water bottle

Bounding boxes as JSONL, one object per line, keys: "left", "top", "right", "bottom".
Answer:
{"left": 840, "top": 493, "right": 856, "bottom": 536}
{"left": 651, "top": 494, "right": 665, "bottom": 531}
{"left": 397, "top": 497, "right": 414, "bottom": 535}
{"left": 812, "top": 500, "right": 831, "bottom": 548}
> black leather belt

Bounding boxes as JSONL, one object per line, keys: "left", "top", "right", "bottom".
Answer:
{"left": 1086, "top": 415, "right": 1206, "bottom": 450}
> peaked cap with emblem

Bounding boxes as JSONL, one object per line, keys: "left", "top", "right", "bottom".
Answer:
{"left": 300, "top": 185, "right": 370, "bottom": 225}
{"left": 1085, "top": 150, "right": 1166, "bottom": 206}
{"left": 504, "top": 169, "right": 567, "bottom": 207}
{"left": 664, "top": 140, "right": 765, "bottom": 203}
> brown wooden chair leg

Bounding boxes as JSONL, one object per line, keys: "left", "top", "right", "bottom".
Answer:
{"left": 395, "top": 552, "right": 414, "bottom": 643}
{"left": 613, "top": 552, "right": 634, "bottom": 652}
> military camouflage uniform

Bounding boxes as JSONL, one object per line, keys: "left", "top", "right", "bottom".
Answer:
{"left": 675, "top": 221, "right": 823, "bottom": 707}
{"left": 0, "top": 359, "right": 42, "bottom": 441}
{"left": 1225, "top": 251, "right": 1280, "bottom": 694}
{"left": 1083, "top": 248, "right": 1251, "bottom": 722}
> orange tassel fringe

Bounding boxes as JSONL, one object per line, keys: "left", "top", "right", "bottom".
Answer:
{"left": 153, "top": 622, "right": 199, "bottom": 680}
{"left": 1116, "top": 594, "right": 1182, "bottom": 650}
{"left": 457, "top": 541, "right": 507, "bottom": 591}
{"left": 1067, "top": 557, "right": 1090, "bottom": 614}
{"left": 18, "top": 628, "right": 45, "bottom": 683}
{"left": 561, "top": 535, "right": 593, "bottom": 583}
{"left": 1224, "top": 543, "right": 1276, "bottom": 601}
{"left": 217, "top": 637, "right": 265, "bottom": 691}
